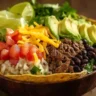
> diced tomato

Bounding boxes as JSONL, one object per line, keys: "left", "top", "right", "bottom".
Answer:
{"left": 9, "top": 59, "right": 18, "bottom": 66}
{"left": 37, "top": 50, "right": 44, "bottom": 60}
{"left": 26, "top": 45, "right": 38, "bottom": 61}
{"left": 10, "top": 30, "right": 22, "bottom": 43}
{"left": 7, "top": 29, "right": 18, "bottom": 37}
{"left": 6, "top": 29, "right": 22, "bottom": 43}
{"left": 12, "top": 34, "right": 22, "bottom": 43}
{"left": 29, "top": 45, "right": 38, "bottom": 53}
{"left": 0, "top": 42, "right": 8, "bottom": 51}
{"left": 11, "top": 30, "right": 19, "bottom": 37}
{"left": 9, "top": 44, "right": 20, "bottom": 59}
{"left": 20, "top": 43, "right": 30, "bottom": 58}
{"left": 6, "top": 28, "right": 14, "bottom": 36}
{"left": 6, "top": 36, "right": 15, "bottom": 46}
{"left": 26, "top": 52, "right": 34, "bottom": 61}
{"left": 0, "top": 49, "right": 9, "bottom": 60}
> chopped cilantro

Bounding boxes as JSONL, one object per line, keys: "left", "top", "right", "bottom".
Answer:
{"left": 84, "top": 59, "right": 95, "bottom": 73}
{"left": 30, "top": 66, "right": 41, "bottom": 74}
{"left": 30, "top": 0, "right": 78, "bottom": 25}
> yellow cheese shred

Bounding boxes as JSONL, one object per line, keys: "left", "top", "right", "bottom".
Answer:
{"left": 18, "top": 24, "right": 61, "bottom": 59}
{"left": 29, "top": 32, "right": 60, "bottom": 48}
{"left": 33, "top": 53, "right": 39, "bottom": 62}
{"left": 42, "top": 42, "right": 49, "bottom": 54}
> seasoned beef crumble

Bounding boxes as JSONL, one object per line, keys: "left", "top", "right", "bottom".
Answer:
{"left": 47, "top": 38, "right": 85, "bottom": 73}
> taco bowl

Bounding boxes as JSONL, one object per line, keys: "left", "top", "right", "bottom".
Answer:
{"left": 4, "top": 70, "right": 86, "bottom": 84}
{"left": 0, "top": 0, "right": 96, "bottom": 96}
{"left": 0, "top": 71, "right": 95, "bottom": 96}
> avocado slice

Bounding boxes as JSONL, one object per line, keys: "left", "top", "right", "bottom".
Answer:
{"left": 79, "top": 24, "right": 93, "bottom": 45}
{"left": 45, "top": 16, "right": 59, "bottom": 39}
{"left": 71, "top": 21, "right": 81, "bottom": 37}
{"left": 59, "top": 18, "right": 72, "bottom": 34}
{"left": 88, "top": 25, "right": 96, "bottom": 44}
{"left": 58, "top": 17, "right": 81, "bottom": 40}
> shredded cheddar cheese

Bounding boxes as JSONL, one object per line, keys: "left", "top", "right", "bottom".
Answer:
{"left": 33, "top": 53, "right": 39, "bottom": 62}
{"left": 18, "top": 23, "right": 61, "bottom": 58}
{"left": 43, "top": 42, "right": 49, "bottom": 54}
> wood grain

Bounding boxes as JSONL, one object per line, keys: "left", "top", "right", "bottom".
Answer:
{"left": 71, "top": 0, "right": 96, "bottom": 19}
{"left": 0, "top": 0, "right": 96, "bottom": 19}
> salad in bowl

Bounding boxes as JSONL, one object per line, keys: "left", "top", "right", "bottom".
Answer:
{"left": 0, "top": 0, "right": 96, "bottom": 83}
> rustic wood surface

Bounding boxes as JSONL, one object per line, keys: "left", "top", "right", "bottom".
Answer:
{"left": 71, "top": 0, "right": 96, "bottom": 19}
{"left": 0, "top": 0, "right": 96, "bottom": 19}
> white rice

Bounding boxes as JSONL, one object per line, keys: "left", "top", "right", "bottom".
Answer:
{"left": 0, "top": 58, "right": 49, "bottom": 75}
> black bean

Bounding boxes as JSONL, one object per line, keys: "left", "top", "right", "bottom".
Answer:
{"left": 84, "top": 44, "right": 90, "bottom": 48}
{"left": 70, "top": 60, "right": 75, "bottom": 66}
{"left": 81, "top": 59, "right": 88, "bottom": 64}
{"left": 93, "top": 49, "right": 96, "bottom": 54}
{"left": 74, "top": 65, "right": 81, "bottom": 72}
{"left": 73, "top": 57, "right": 81, "bottom": 65}
{"left": 82, "top": 50, "right": 87, "bottom": 54}
{"left": 77, "top": 55, "right": 83, "bottom": 60}
{"left": 81, "top": 63, "right": 87, "bottom": 68}
{"left": 88, "top": 51, "right": 96, "bottom": 58}
{"left": 93, "top": 66, "right": 96, "bottom": 71}
{"left": 78, "top": 52, "right": 82, "bottom": 55}
{"left": 80, "top": 67, "right": 83, "bottom": 71}
{"left": 82, "top": 39, "right": 88, "bottom": 45}
{"left": 91, "top": 51, "right": 96, "bottom": 58}
{"left": 86, "top": 46, "right": 94, "bottom": 51}
{"left": 83, "top": 55, "right": 89, "bottom": 59}
{"left": 93, "top": 56, "right": 96, "bottom": 60}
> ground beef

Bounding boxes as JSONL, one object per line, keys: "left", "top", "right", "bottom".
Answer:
{"left": 46, "top": 38, "right": 85, "bottom": 73}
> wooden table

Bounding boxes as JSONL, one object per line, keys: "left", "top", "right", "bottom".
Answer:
{"left": 0, "top": 88, "right": 96, "bottom": 96}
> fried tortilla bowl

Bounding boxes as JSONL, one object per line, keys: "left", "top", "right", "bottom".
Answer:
{"left": 0, "top": 17, "right": 94, "bottom": 84}
{"left": 3, "top": 70, "right": 87, "bottom": 84}
{"left": 0, "top": 70, "right": 96, "bottom": 96}
{"left": 0, "top": 0, "right": 96, "bottom": 96}
{"left": 0, "top": 16, "right": 94, "bottom": 84}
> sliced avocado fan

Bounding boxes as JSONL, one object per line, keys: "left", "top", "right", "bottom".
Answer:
{"left": 88, "top": 25, "right": 96, "bottom": 44}
{"left": 45, "top": 16, "right": 59, "bottom": 39}
{"left": 58, "top": 17, "right": 81, "bottom": 41}
{"left": 79, "top": 24, "right": 93, "bottom": 45}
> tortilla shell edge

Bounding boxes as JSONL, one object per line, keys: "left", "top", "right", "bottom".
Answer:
{"left": 4, "top": 70, "right": 87, "bottom": 83}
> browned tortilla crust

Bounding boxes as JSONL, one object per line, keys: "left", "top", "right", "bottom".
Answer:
{"left": 4, "top": 70, "right": 87, "bottom": 84}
